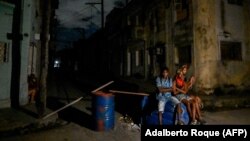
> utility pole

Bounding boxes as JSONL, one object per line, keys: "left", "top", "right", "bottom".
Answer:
{"left": 101, "top": 0, "right": 104, "bottom": 29}
{"left": 85, "top": 0, "right": 104, "bottom": 29}
{"left": 11, "top": 0, "right": 22, "bottom": 108}
{"left": 39, "top": 0, "right": 52, "bottom": 117}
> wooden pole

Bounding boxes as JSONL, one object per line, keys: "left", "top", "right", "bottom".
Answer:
{"left": 91, "top": 81, "right": 114, "bottom": 93}
{"left": 109, "top": 90, "right": 149, "bottom": 96}
{"left": 42, "top": 97, "right": 83, "bottom": 120}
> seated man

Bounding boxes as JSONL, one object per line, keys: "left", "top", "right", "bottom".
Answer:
{"left": 156, "top": 67, "right": 183, "bottom": 125}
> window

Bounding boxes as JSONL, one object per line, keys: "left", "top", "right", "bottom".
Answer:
{"left": 127, "top": 52, "right": 131, "bottom": 76}
{"left": 127, "top": 16, "right": 131, "bottom": 25}
{"left": 139, "top": 49, "right": 144, "bottom": 66}
{"left": 228, "top": 0, "right": 243, "bottom": 6}
{"left": 178, "top": 45, "right": 192, "bottom": 65}
{"left": 0, "top": 42, "right": 9, "bottom": 63}
{"left": 135, "top": 51, "right": 139, "bottom": 66}
{"left": 175, "top": 0, "right": 189, "bottom": 22}
{"left": 220, "top": 41, "right": 242, "bottom": 61}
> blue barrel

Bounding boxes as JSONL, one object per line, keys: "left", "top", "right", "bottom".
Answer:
{"left": 93, "top": 91, "right": 115, "bottom": 131}
{"left": 145, "top": 100, "right": 189, "bottom": 125}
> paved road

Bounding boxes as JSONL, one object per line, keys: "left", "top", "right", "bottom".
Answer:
{"left": 1, "top": 73, "right": 249, "bottom": 141}
{"left": 1, "top": 108, "right": 250, "bottom": 141}
{"left": 202, "top": 108, "right": 250, "bottom": 125}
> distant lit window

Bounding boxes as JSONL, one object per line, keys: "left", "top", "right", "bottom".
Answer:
{"left": 220, "top": 41, "right": 242, "bottom": 61}
{"left": 228, "top": 0, "right": 243, "bottom": 6}
{"left": 54, "top": 59, "right": 61, "bottom": 68}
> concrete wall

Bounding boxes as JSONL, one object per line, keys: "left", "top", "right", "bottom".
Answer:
{"left": 193, "top": 0, "right": 219, "bottom": 93}
{"left": 0, "top": 2, "right": 14, "bottom": 108}
{"left": 106, "top": 0, "right": 250, "bottom": 93}
{"left": 28, "top": 0, "right": 41, "bottom": 76}
{"left": 193, "top": 0, "right": 250, "bottom": 94}
{"left": 243, "top": 0, "right": 250, "bottom": 86}
{"left": 19, "top": 0, "right": 33, "bottom": 105}
{"left": 165, "top": 1, "right": 175, "bottom": 76}
{"left": 216, "top": 0, "right": 250, "bottom": 88}
{"left": 244, "top": 0, "right": 250, "bottom": 58}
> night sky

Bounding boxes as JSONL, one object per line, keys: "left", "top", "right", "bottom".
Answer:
{"left": 54, "top": 0, "right": 125, "bottom": 50}
{"left": 56, "top": 0, "right": 123, "bottom": 30}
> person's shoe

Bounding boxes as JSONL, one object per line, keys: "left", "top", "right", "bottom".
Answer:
{"left": 200, "top": 103, "right": 204, "bottom": 109}
{"left": 190, "top": 120, "right": 197, "bottom": 125}
{"left": 176, "top": 120, "right": 185, "bottom": 125}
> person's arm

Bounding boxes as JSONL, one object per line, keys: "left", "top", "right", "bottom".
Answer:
{"left": 173, "top": 80, "right": 188, "bottom": 94}
{"left": 187, "top": 76, "right": 195, "bottom": 89}
{"left": 176, "top": 87, "right": 187, "bottom": 94}
{"left": 158, "top": 87, "right": 172, "bottom": 93}
{"left": 172, "top": 81, "right": 180, "bottom": 95}
{"left": 156, "top": 77, "right": 172, "bottom": 93}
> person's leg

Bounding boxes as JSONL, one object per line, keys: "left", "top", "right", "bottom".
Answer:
{"left": 158, "top": 111, "right": 163, "bottom": 125}
{"left": 182, "top": 99, "right": 191, "bottom": 120}
{"left": 158, "top": 100, "right": 166, "bottom": 125}
{"left": 176, "top": 103, "right": 184, "bottom": 125}
{"left": 194, "top": 96, "right": 206, "bottom": 124}
{"left": 170, "top": 96, "right": 183, "bottom": 125}
{"left": 29, "top": 89, "right": 36, "bottom": 103}
{"left": 190, "top": 99, "right": 198, "bottom": 125}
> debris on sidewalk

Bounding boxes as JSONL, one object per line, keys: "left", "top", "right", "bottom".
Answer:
{"left": 118, "top": 114, "right": 141, "bottom": 132}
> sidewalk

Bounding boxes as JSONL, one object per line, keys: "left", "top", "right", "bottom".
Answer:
{"left": 0, "top": 104, "right": 59, "bottom": 138}
{"left": 0, "top": 72, "right": 141, "bottom": 140}
{"left": 0, "top": 73, "right": 64, "bottom": 138}
{"left": 116, "top": 77, "right": 250, "bottom": 110}
{"left": 72, "top": 74, "right": 250, "bottom": 110}
{"left": 1, "top": 73, "right": 249, "bottom": 139}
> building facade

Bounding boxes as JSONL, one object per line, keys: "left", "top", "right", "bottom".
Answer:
{"left": 0, "top": 0, "right": 53, "bottom": 108}
{"left": 0, "top": 1, "right": 15, "bottom": 108}
{"left": 105, "top": 0, "right": 250, "bottom": 94}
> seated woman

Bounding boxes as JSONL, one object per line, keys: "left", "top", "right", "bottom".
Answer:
{"left": 28, "top": 73, "right": 38, "bottom": 104}
{"left": 179, "top": 65, "right": 206, "bottom": 125}
{"left": 172, "top": 68, "right": 199, "bottom": 125}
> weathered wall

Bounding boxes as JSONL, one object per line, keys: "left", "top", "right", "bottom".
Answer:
{"left": 215, "top": 0, "right": 250, "bottom": 88}
{"left": 165, "top": 1, "right": 175, "bottom": 76}
{"left": 244, "top": 0, "right": 250, "bottom": 61}
{"left": 242, "top": 0, "right": 250, "bottom": 86}
{"left": 193, "top": 0, "right": 250, "bottom": 94}
{"left": 19, "top": 0, "right": 33, "bottom": 105}
{"left": 193, "top": 0, "right": 219, "bottom": 93}
{"left": 0, "top": 2, "right": 14, "bottom": 108}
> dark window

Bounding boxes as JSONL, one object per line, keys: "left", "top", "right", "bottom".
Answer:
{"left": 175, "top": 0, "right": 189, "bottom": 22}
{"left": 0, "top": 42, "right": 8, "bottom": 63}
{"left": 178, "top": 45, "right": 191, "bottom": 65}
{"left": 139, "top": 49, "right": 144, "bottom": 66}
{"left": 228, "top": 0, "right": 243, "bottom": 6}
{"left": 220, "top": 41, "right": 242, "bottom": 61}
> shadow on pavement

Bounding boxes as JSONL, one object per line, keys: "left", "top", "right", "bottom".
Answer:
{"left": 46, "top": 97, "right": 95, "bottom": 131}
{"left": 104, "top": 80, "right": 157, "bottom": 125}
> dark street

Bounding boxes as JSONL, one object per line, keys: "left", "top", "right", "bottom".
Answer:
{"left": 1, "top": 70, "right": 250, "bottom": 141}
{"left": 1, "top": 0, "right": 250, "bottom": 140}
